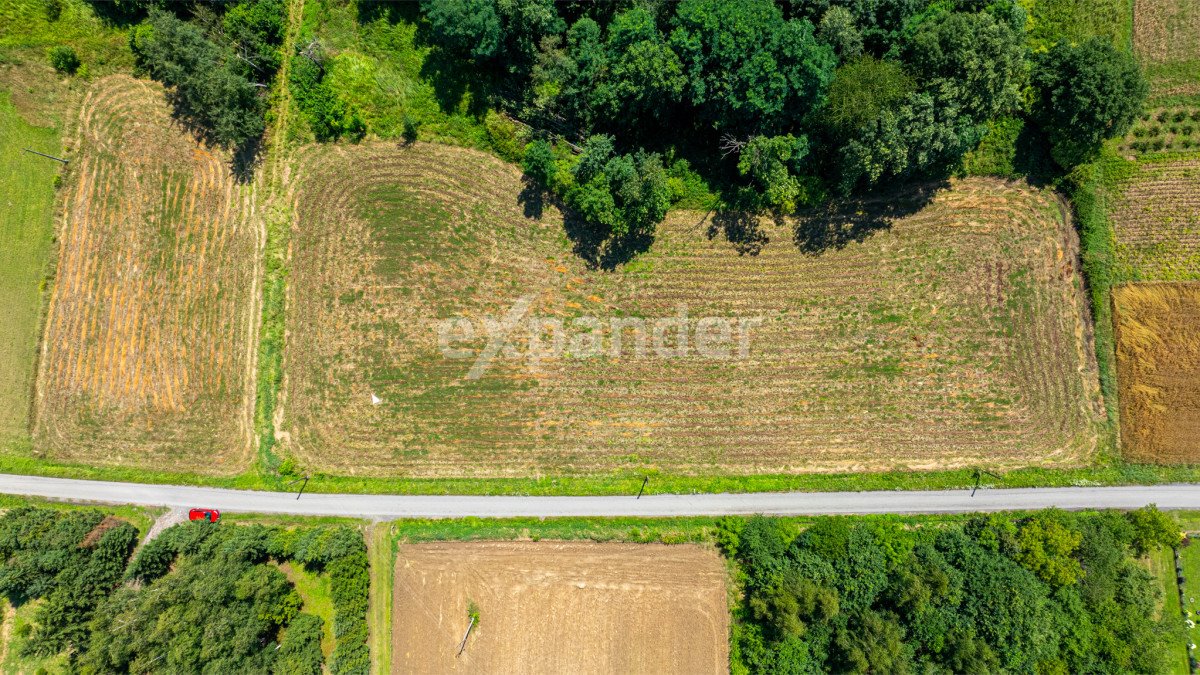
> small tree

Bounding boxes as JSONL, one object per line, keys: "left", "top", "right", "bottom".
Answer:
{"left": 48, "top": 46, "right": 80, "bottom": 75}
{"left": 1031, "top": 37, "right": 1148, "bottom": 168}
{"left": 522, "top": 139, "right": 557, "bottom": 187}
{"left": 1126, "top": 505, "right": 1182, "bottom": 556}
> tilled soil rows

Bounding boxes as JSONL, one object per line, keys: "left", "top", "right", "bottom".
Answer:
{"left": 392, "top": 541, "right": 729, "bottom": 674}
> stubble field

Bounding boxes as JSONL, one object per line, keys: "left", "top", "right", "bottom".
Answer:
{"left": 392, "top": 541, "right": 729, "bottom": 674}
{"left": 1112, "top": 157, "right": 1200, "bottom": 280}
{"left": 282, "top": 142, "right": 1102, "bottom": 478}
{"left": 31, "top": 76, "right": 259, "bottom": 473}
{"left": 1133, "top": 0, "right": 1200, "bottom": 98}
{"left": 1114, "top": 283, "right": 1200, "bottom": 463}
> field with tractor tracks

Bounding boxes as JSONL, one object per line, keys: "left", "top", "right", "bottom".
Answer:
{"left": 392, "top": 541, "right": 729, "bottom": 674}
{"left": 282, "top": 142, "right": 1103, "bottom": 478}
{"left": 32, "top": 75, "right": 259, "bottom": 474}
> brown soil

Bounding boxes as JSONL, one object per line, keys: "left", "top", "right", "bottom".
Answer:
{"left": 392, "top": 542, "right": 729, "bottom": 675}
{"left": 1115, "top": 282, "right": 1200, "bottom": 462}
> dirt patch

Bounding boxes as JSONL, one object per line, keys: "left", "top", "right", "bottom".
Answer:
{"left": 392, "top": 541, "right": 729, "bottom": 675}
{"left": 284, "top": 143, "right": 1102, "bottom": 477}
{"left": 80, "top": 515, "right": 123, "bottom": 547}
{"left": 31, "top": 75, "right": 258, "bottom": 473}
{"left": 1115, "top": 282, "right": 1200, "bottom": 462}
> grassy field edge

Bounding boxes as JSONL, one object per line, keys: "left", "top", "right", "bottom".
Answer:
{"left": 4, "top": 449, "right": 1200, "bottom": 496}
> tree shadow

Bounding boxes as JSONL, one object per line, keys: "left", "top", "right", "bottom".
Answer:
{"left": 517, "top": 180, "right": 545, "bottom": 220}
{"left": 417, "top": 47, "right": 494, "bottom": 118}
{"left": 1012, "top": 122, "right": 1062, "bottom": 187}
{"left": 522, "top": 186, "right": 651, "bottom": 270}
{"left": 231, "top": 136, "right": 263, "bottom": 185}
{"left": 357, "top": 0, "right": 419, "bottom": 25}
{"left": 707, "top": 210, "right": 770, "bottom": 256}
{"left": 793, "top": 180, "right": 948, "bottom": 255}
{"left": 82, "top": 0, "right": 149, "bottom": 27}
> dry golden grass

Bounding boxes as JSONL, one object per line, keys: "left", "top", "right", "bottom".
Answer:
{"left": 281, "top": 143, "right": 1103, "bottom": 478}
{"left": 32, "top": 76, "right": 258, "bottom": 473}
{"left": 1114, "top": 282, "right": 1200, "bottom": 463}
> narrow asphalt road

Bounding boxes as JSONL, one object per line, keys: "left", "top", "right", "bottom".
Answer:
{"left": 1, "top": 474, "right": 1199, "bottom": 518}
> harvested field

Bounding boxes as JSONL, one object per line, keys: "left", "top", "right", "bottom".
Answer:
{"left": 1114, "top": 283, "right": 1200, "bottom": 462}
{"left": 1112, "top": 157, "right": 1200, "bottom": 280}
{"left": 32, "top": 76, "right": 258, "bottom": 473}
{"left": 1134, "top": 0, "right": 1200, "bottom": 97}
{"left": 392, "top": 542, "right": 728, "bottom": 674}
{"left": 284, "top": 143, "right": 1102, "bottom": 477}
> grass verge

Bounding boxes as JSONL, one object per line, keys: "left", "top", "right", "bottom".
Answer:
{"left": 8, "top": 447, "right": 1200, "bottom": 496}
{"left": 1150, "top": 545, "right": 1192, "bottom": 674}
{"left": 368, "top": 523, "right": 393, "bottom": 675}
{"left": 0, "top": 89, "right": 59, "bottom": 445}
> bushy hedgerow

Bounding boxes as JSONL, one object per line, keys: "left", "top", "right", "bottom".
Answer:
{"left": 729, "top": 506, "right": 1182, "bottom": 674}
{"left": 0, "top": 508, "right": 138, "bottom": 659}
{"left": 290, "top": 55, "right": 365, "bottom": 143}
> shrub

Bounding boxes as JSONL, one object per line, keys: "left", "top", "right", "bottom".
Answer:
{"left": 48, "top": 46, "right": 79, "bottom": 75}
{"left": 275, "top": 614, "right": 325, "bottom": 675}
{"left": 290, "top": 56, "right": 363, "bottom": 142}
{"left": 485, "top": 111, "right": 525, "bottom": 163}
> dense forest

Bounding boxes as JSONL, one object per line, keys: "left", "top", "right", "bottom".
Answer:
{"left": 104, "top": 0, "right": 1148, "bottom": 254}
{"left": 722, "top": 507, "right": 1182, "bottom": 674}
{"left": 0, "top": 508, "right": 369, "bottom": 674}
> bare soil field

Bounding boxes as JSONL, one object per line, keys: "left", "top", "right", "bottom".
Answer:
{"left": 1112, "top": 157, "right": 1200, "bottom": 280}
{"left": 392, "top": 542, "right": 728, "bottom": 674}
{"left": 31, "top": 75, "right": 259, "bottom": 473}
{"left": 283, "top": 143, "right": 1102, "bottom": 477}
{"left": 1114, "top": 283, "right": 1200, "bottom": 462}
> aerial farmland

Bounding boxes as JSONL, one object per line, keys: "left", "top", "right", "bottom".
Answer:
{"left": 1, "top": 0, "right": 1199, "bottom": 672}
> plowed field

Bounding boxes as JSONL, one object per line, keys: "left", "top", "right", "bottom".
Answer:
{"left": 32, "top": 76, "right": 259, "bottom": 473}
{"left": 392, "top": 542, "right": 728, "bottom": 674}
{"left": 283, "top": 143, "right": 1102, "bottom": 477}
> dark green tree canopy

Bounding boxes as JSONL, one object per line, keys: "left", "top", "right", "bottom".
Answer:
{"left": 1031, "top": 37, "right": 1148, "bottom": 168}
{"left": 670, "top": 0, "right": 836, "bottom": 134}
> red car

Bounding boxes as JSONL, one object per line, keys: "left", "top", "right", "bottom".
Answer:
{"left": 188, "top": 508, "right": 220, "bottom": 523}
